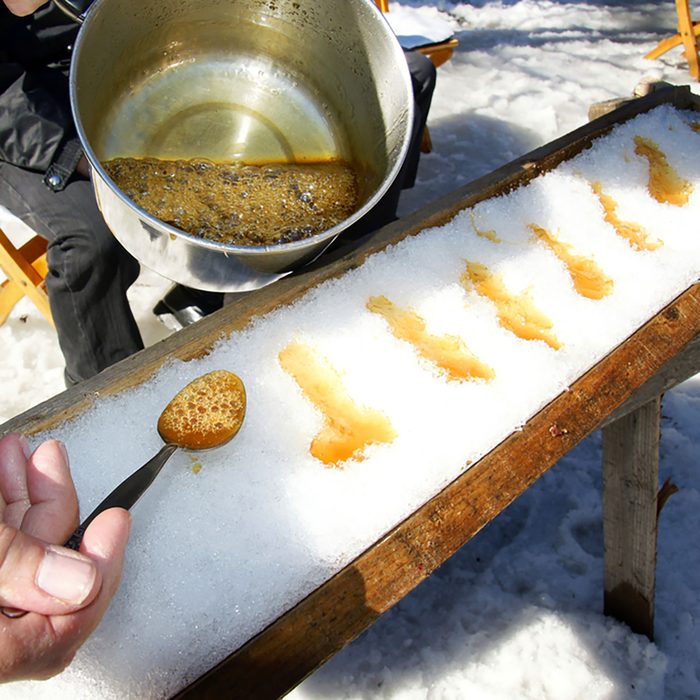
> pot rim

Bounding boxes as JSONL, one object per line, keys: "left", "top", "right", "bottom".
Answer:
{"left": 68, "top": 0, "right": 415, "bottom": 259}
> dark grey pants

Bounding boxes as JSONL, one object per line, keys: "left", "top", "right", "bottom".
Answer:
{"left": 321, "top": 48, "right": 437, "bottom": 243}
{"left": 0, "top": 161, "right": 143, "bottom": 384}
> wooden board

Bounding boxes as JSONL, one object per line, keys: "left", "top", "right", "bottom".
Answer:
{"left": 2, "top": 84, "right": 699, "bottom": 699}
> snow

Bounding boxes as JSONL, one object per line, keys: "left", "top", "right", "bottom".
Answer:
{"left": 1, "top": 1, "right": 699, "bottom": 698}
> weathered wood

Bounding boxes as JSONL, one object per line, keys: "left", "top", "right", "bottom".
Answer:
{"left": 600, "top": 332, "right": 700, "bottom": 428}
{"left": 602, "top": 397, "right": 662, "bottom": 640}
{"left": 177, "top": 287, "right": 699, "bottom": 699}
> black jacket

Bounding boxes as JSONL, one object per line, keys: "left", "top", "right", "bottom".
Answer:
{"left": 0, "top": 2, "right": 81, "bottom": 187}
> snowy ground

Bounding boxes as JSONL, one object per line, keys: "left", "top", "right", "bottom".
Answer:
{"left": 1, "top": 1, "right": 699, "bottom": 698}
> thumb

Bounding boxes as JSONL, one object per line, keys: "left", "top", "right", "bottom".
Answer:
{"left": 0, "top": 523, "right": 101, "bottom": 616}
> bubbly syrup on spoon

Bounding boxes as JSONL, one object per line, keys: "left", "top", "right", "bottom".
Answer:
{"left": 158, "top": 369, "right": 247, "bottom": 450}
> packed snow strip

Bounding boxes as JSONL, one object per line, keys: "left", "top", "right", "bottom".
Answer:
{"left": 6, "top": 105, "right": 700, "bottom": 699}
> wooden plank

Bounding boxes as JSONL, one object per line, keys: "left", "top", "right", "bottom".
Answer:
{"left": 602, "top": 397, "right": 661, "bottom": 640}
{"left": 177, "top": 286, "right": 700, "bottom": 699}
{"left": 0, "top": 278, "right": 25, "bottom": 325}
{"left": 600, "top": 333, "right": 700, "bottom": 428}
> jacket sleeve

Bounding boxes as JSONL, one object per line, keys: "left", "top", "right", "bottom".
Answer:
{"left": 0, "top": 64, "right": 82, "bottom": 186}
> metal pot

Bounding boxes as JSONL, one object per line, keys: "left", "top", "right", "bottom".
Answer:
{"left": 59, "top": 0, "right": 414, "bottom": 291}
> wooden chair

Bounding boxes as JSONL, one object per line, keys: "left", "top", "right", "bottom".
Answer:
{"left": 645, "top": 0, "right": 700, "bottom": 80}
{"left": 375, "top": 0, "right": 459, "bottom": 152}
{"left": 0, "top": 226, "right": 53, "bottom": 326}
{"left": 375, "top": 0, "right": 459, "bottom": 69}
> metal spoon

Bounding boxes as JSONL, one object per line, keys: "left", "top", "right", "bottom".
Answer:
{"left": 1, "top": 370, "right": 246, "bottom": 619}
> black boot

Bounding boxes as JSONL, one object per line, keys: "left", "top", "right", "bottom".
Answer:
{"left": 153, "top": 284, "right": 224, "bottom": 330}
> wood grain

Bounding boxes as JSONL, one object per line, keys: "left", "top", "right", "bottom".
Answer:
{"left": 603, "top": 397, "right": 661, "bottom": 640}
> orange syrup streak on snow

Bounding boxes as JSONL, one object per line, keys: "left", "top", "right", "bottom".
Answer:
{"left": 461, "top": 261, "right": 562, "bottom": 350}
{"left": 367, "top": 295, "right": 495, "bottom": 381}
{"left": 633, "top": 135, "right": 693, "bottom": 206}
{"left": 528, "top": 223, "right": 614, "bottom": 300}
{"left": 469, "top": 211, "right": 501, "bottom": 243}
{"left": 278, "top": 341, "right": 396, "bottom": 467}
{"left": 590, "top": 181, "right": 662, "bottom": 252}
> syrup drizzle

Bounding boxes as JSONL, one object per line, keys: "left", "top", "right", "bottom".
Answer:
{"left": 461, "top": 261, "right": 562, "bottom": 350}
{"left": 278, "top": 341, "right": 396, "bottom": 467}
{"left": 470, "top": 211, "right": 500, "bottom": 243}
{"left": 590, "top": 181, "right": 661, "bottom": 251}
{"left": 367, "top": 295, "right": 495, "bottom": 381}
{"left": 633, "top": 135, "right": 693, "bottom": 206}
{"left": 529, "top": 223, "right": 614, "bottom": 299}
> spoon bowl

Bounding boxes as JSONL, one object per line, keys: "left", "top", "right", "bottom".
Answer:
{"left": 157, "top": 369, "right": 246, "bottom": 450}
{"left": 65, "top": 369, "right": 246, "bottom": 550}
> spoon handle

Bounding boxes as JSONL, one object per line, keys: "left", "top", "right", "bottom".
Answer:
{"left": 0, "top": 443, "right": 180, "bottom": 619}
{"left": 64, "top": 443, "right": 179, "bottom": 551}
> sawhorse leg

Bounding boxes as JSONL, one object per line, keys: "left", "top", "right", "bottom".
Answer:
{"left": 602, "top": 396, "right": 661, "bottom": 640}
{"left": 645, "top": 0, "right": 700, "bottom": 80}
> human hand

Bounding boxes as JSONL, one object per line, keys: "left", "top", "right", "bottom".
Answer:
{"left": 0, "top": 433, "right": 130, "bottom": 682}
{"left": 2, "top": 0, "right": 47, "bottom": 16}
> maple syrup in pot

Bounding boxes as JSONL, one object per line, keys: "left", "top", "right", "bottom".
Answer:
{"left": 102, "top": 156, "right": 361, "bottom": 247}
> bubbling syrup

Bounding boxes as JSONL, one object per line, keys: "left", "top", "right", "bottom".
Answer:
{"left": 102, "top": 156, "right": 360, "bottom": 246}
{"left": 461, "top": 261, "right": 562, "bottom": 350}
{"left": 278, "top": 341, "right": 396, "bottom": 467}
{"left": 633, "top": 135, "right": 693, "bottom": 206}
{"left": 590, "top": 181, "right": 661, "bottom": 252}
{"left": 157, "top": 370, "right": 246, "bottom": 450}
{"left": 529, "top": 223, "right": 614, "bottom": 300}
{"left": 367, "top": 295, "right": 495, "bottom": 381}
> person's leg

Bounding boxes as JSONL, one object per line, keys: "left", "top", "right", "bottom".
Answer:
{"left": 153, "top": 284, "right": 223, "bottom": 331}
{"left": 0, "top": 162, "right": 144, "bottom": 384}
{"left": 401, "top": 49, "right": 437, "bottom": 190}
{"left": 327, "top": 49, "right": 437, "bottom": 243}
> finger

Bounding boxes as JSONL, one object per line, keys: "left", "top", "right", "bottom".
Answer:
{"left": 3, "top": 1, "right": 47, "bottom": 17}
{"left": 0, "top": 511, "right": 130, "bottom": 683}
{"left": 22, "top": 440, "right": 79, "bottom": 543}
{"left": 79, "top": 508, "right": 131, "bottom": 609}
{"left": 0, "top": 524, "right": 101, "bottom": 615}
{"left": 0, "top": 433, "right": 31, "bottom": 526}
{"left": 50, "top": 509, "right": 131, "bottom": 648}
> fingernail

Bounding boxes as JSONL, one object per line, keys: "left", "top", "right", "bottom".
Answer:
{"left": 56, "top": 440, "right": 69, "bottom": 466}
{"left": 36, "top": 546, "right": 96, "bottom": 605}
{"left": 17, "top": 434, "right": 32, "bottom": 460}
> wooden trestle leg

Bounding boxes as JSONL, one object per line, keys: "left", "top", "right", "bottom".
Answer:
{"left": 602, "top": 396, "right": 661, "bottom": 640}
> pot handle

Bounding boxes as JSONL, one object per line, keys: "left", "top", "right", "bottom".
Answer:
{"left": 53, "top": 0, "right": 93, "bottom": 23}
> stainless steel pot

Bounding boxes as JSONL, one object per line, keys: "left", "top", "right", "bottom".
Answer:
{"left": 60, "top": 0, "right": 414, "bottom": 291}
